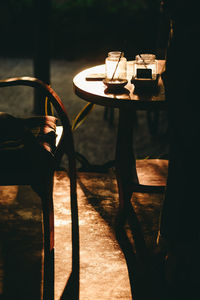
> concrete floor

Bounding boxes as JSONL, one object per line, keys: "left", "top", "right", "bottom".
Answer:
{"left": 0, "top": 160, "right": 168, "bottom": 300}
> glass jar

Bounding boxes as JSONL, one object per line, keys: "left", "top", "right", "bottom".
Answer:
{"left": 105, "top": 51, "right": 127, "bottom": 81}
{"left": 134, "top": 54, "right": 157, "bottom": 80}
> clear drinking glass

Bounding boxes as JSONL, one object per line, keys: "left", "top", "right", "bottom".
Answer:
{"left": 105, "top": 51, "right": 127, "bottom": 81}
{"left": 134, "top": 54, "right": 157, "bottom": 80}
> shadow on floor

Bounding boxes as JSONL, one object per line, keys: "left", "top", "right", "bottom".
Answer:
{"left": 0, "top": 182, "right": 80, "bottom": 300}
{"left": 0, "top": 186, "right": 43, "bottom": 300}
{"left": 77, "top": 172, "right": 168, "bottom": 300}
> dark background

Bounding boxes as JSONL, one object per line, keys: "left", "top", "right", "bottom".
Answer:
{"left": 0, "top": 0, "right": 169, "bottom": 162}
{"left": 0, "top": 0, "right": 165, "bottom": 61}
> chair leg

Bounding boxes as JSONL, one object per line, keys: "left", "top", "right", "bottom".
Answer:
{"left": 42, "top": 207, "right": 54, "bottom": 298}
{"left": 67, "top": 154, "right": 80, "bottom": 299}
{"left": 32, "top": 174, "right": 54, "bottom": 300}
{"left": 41, "top": 178, "right": 54, "bottom": 300}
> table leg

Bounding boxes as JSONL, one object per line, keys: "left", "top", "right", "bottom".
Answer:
{"left": 115, "top": 108, "right": 139, "bottom": 211}
{"left": 115, "top": 108, "right": 148, "bottom": 254}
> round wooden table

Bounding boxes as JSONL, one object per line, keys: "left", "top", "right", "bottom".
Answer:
{"left": 73, "top": 60, "right": 166, "bottom": 110}
{"left": 73, "top": 60, "right": 168, "bottom": 219}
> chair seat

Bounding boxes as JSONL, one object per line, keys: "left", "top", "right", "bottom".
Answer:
{"left": 0, "top": 113, "right": 58, "bottom": 185}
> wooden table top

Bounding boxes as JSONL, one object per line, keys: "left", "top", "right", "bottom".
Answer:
{"left": 73, "top": 60, "right": 167, "bottom": 110}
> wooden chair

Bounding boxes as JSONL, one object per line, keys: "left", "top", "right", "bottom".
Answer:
{"left": 0, "top": 77, "right": 79, "bottom": 300}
